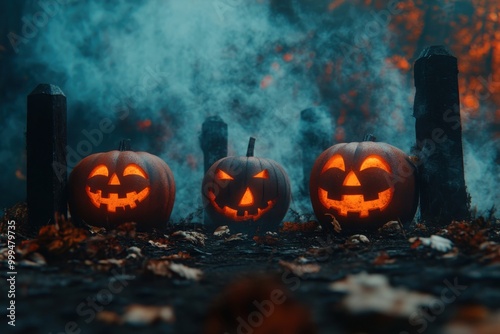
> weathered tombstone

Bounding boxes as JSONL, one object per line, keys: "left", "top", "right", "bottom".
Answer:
{"left": 200, "top": 116, "right": 228, "bottom": 173}
{"left": 27, "top": 84, "right": 67, "bottom": 227}
{"left": 200, "top": 116, "right": 228, "bottom": 225}
{"left": 413, "top": 45, "right": 469, "bottom": 223}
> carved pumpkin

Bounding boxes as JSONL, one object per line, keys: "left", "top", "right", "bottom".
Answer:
{"left": 68, "top": 144, "right": 175, "bottom": 229}
{"left": 309, "top": 140, "right": 418, "bottom": 232}
{"left": 202, "top": 137, "right": 291, "bottom": 232}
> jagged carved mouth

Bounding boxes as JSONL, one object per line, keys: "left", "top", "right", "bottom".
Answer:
{"left": 207, "top": 190, "right": 276, "bottom": 221}
{"left": 86, "top": 186, "right": 150, "bottom": 212}
{"left": 318, "top": 187, "right": 393, "bottom": 218}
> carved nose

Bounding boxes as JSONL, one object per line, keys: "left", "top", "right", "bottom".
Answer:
{"left": 343, "top": 171, "right": 361, "bottom": 186}
{"left": 108, "top": 173, "right": 121, "bottom": 185}
{"left": 239, "top": 187, "right": 254, "bottom": 206}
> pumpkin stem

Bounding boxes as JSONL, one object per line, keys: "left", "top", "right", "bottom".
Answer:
{"left": 363, "top": 134, "right": 376, "bottom": 142}
{"left": 119, "top": 139, "right": 132, "bottom": 151}
{"left": 246, "top": 137, "right": 256, "bottom": 157}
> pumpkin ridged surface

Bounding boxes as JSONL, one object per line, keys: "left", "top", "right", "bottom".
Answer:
{"left": 202, "top": 156, "right": 291, "bottom": 233}
{"left": 310, "top": 142, "right": 418, "bottom": 232}
{"left": 68, "top": 151, "right": 175, "bottom": 230}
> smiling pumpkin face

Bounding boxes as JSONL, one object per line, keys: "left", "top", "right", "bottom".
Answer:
{"left": 202, "top": 139, "right": 291, "bottom": 232}
{"left": 310, "top": 142, "right": 418, "bottom": 232}
{"left": 68, "top": 150, "right": 175, "bottom": 230}
{"left": 318, "top": 154, "right": 394, "bottom": 217}
{"left": 85, "top": 163, "right": 151, "bottom": 212}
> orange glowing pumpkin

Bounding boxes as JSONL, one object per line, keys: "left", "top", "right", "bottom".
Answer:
{"left": 68, "top": 145, "right": 175, "bottom": 230}
{"left": 202, "top": 137, "right": 291, "bottom": 232}
{"left": 309, "top": 140, "right": 418, "bottom": 232}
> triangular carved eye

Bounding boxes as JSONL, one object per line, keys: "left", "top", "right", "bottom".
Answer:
{"left": 359, "top": 155, "right": 391, "bottom": 173}
{"left": 123, "top": 164, "right": 148, "bottom": 178}
{"left": 216, "top": 169, "right": 234, "bottom": 180}
{"left": 253, "top": 170, "right": 269, "bottom": 179}
{"left": 322, "top": 154, "right": 345, "bottom": 173}
{"left": 89, "top": 165, "right": 109, "bottom": 178}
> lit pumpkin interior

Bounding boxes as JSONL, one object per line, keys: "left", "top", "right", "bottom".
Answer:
{"left": 207, "top": 168, "right": 276, "bottom": 221}
{"left": 318, "top": 155, "right": 394, "bottom": 217}
{"left": 85, "top": 164, "right": 151, "bottom": 212}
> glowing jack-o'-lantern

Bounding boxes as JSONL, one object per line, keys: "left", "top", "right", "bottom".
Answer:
{"left": 202, "top": 137, "right": 291, "bottom": 232}
{"left": 309, "top": 140, "right": 418, "bottom": 232}
{"left": 68, "top": 145, "right": 175, "bottom": 229}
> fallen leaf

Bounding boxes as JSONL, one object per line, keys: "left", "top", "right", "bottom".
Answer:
{"left": 224, "top": 233, "right": 246, "bottom": 242}
{"left": 126, "top": 246, "right": 143, "bottom": 259}
{"left": 345, "top": 234, "right": 370, "bottom": 246}
{"left": 325, "top": 213, "right": 342, "bottom": 233}
{"left": 410, "top": 237, "right": 422, "bottom": 249}
{"left": 97, "top": 305, "right": 175, "bottom": 326}
{"left": 213, "top": 225, "right": 230, "bottom": 237}
{"left": 88, "top": 226, "right": 106, "bottom": 235}
{"left": 161, "top": 251, "right": 191, "bottom": 260}
{"left": 123, "top": 304, "right": 175, "bottom": 325}
{"left": 279, "top": 260, "right": 321, "bottom": 277}
{"left": 479, "top": 241, "right": 500, "bottom": 264}
{"left": 148, "top": 238, "right": 172, "bottom": 249}
{"left": 145, "top": 259, "right": 203, "bottom": 281}
{"left": 171, "top": 231, "right": 207, "bottom": 246}
{"left": 17, "top": 216, "right": 88, "bottom": 258}
{"left": 409, "top": 235, "right": 454, "bottom": 252}
{"left": 446, "top": 220, "right": 488, "bottom": 251}
{"left": 329, "top": 272, "right": 437, "bottom": 317}
{"left": 96, "top": 310, "right": 122, "bottom": 324}
{"left": 20, "top": 252, "right": 47, "bottom": 267}
{"left": 16, "top": 240, "right": 40, "bottom": 256}
{"left": 373, "top": 251, "right": 396, "bottom": 265}
{"left": 168, "top": 262, "right": 203, "bottom": 281}
{"left": 97, "top": 258, "right": 126, "bottom": 266}
{"left": 378, "top": 221, "right": 401, "bottom": 233}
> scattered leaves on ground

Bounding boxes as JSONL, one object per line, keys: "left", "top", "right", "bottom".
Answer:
{"left": 345, "top": 234, "right": 370, "bottom": 246}
{"left": 378, "top": 221, "right": 401, "bottom": 234}
{"left": 145, "top": 259, "right": 203, "bottom": 281}
{"left": 213, "top": 225, "right": 230, "bottom": 237}
{"left": 148, "top": 238, "right": 173, "bottom": 249}
{"left": 161, "top": 251, "right": 191, "bottom": 260}
{"left": 325, "top": 214, "right": 342, "bottom": 233}
{"left": 409, "top": 235, "right": 454, "bottom": 252}
{"left": 329, "top": 272, "right": 437, "bottom": 317}
{"left": 446, "top": 220, "right": 488, "bottom": 252}
{"left": 171, "top": 231, "right": 207, "bottom": 246}
{"left": 97, "top": 304, "right": 175, "bottom": 325}
{"left": 224, "top": 233, "right": 246, "bottom": 242}
{"left": 17, "top": 215, "right": 88, "bottom": 257}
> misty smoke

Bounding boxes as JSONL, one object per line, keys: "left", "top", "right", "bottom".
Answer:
{"left": 3, "top": 0, "right": 498, "bottom": 219}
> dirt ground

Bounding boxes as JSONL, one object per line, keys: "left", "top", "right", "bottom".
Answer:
{"left": 1, "top": 205, "right": 500, "bottom": 334}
